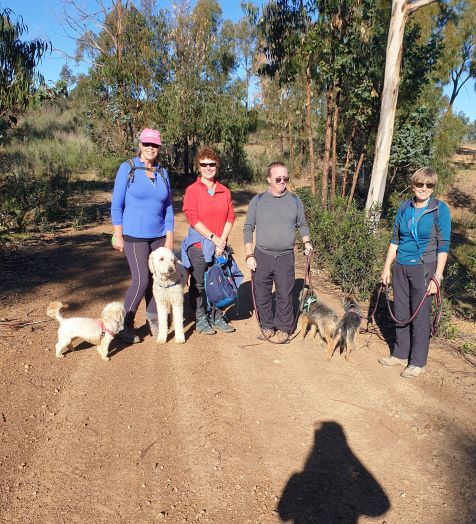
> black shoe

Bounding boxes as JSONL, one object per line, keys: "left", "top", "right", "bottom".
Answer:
{"left": 119, "top": 311, "right": 140, "bottom": 344}
{"left": 212, "top": 316, "right": 235, "bottom": 333}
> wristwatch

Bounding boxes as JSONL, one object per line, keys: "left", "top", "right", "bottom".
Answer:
{"left": 210, "top": 234, "right": 215, "bottom": 240}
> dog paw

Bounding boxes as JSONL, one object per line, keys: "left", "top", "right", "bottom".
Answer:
{"left": 156, "top": 337, "right": 167, "bottom": 345}
{"left": 101, "top": 356, "right": 110, "bottom": 361}
{"left": 175, "top": 336, "right": 185, "bottom": 344}
{"left": 56, "top": 353, "right": 64, "bottom": 359}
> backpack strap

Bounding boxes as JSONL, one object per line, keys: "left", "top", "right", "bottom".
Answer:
{"left": 126, "top": 159, "right": 170, "bottom": 193}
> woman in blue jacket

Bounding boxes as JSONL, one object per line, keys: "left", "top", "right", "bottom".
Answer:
{"left": 111, "top": 128, "right": 174, "bottom": 343}
{"left": 378, "top": 167, "right": 451, "bottom": 378}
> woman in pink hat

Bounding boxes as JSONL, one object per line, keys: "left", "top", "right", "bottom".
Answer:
{"left": 111, "top": 128, "right": 174, "bottom": 344}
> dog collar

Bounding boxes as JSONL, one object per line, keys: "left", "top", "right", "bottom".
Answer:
{"left": 346, "top": 307, "right": 362, "bottom": 319}
{"left": 155, "top": 281, "right": 181, "bottom": 289}
{"left": 95, "top": 320, "right": 116, "bottom": 338}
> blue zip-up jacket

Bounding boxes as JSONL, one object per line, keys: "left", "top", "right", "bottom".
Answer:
{"left": 111, "top": 158, "right": 174, "bottom": 238}
{"left": 390, "top": 197, "right": 451, "bottom": 265}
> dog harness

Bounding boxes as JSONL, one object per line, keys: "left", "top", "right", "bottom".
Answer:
{"left": 95, "top": 320, "right": 117, "bottom": 339}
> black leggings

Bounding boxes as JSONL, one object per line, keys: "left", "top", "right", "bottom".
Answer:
{"left": 123, "top": 237, "right": 165, "bottom": 315}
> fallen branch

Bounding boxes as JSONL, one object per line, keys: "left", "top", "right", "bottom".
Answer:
{"left": 0, "top": 319, "right": 51, "bottom": 332}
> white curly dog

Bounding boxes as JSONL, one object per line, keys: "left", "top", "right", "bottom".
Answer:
{"left": 47, "top": 301, "right": 125, "bottom": 361}
{"left": 148, "top": 247, "right": 188, "bottom": 344}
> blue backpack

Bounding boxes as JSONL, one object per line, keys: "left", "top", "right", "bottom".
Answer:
{"left": 204, "top": 250, "right": 241, "bottom": 310}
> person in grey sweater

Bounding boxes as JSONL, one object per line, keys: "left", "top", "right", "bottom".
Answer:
{"left": 244, "top": 162, "right": 313, "bottom": 343}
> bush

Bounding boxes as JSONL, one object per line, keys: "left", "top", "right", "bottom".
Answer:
{"left": 298, "top": 189, "right": 389, "bottom": 298}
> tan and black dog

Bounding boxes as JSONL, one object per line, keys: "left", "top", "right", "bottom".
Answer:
{"left": 333, "top": 295, "right": 362, "bottom": 361}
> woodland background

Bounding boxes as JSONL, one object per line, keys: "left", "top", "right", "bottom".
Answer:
{"left": 1, "top": 0, "right": 475, "bottom": 347}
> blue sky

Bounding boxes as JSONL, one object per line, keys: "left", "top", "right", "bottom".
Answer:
{"left": 5, "top": 0, "right": 476, "bottom": 121}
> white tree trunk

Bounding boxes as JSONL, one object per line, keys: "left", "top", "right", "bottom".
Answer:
{"left": 365, "top": 0, "right": 437, "bottom": 218}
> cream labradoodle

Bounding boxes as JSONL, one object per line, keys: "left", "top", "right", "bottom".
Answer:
{"left": 148, "top": 247, "right": 188, "bottom": 344}
{"left": 47, "top": 301, "right": 125, "bottom": 361}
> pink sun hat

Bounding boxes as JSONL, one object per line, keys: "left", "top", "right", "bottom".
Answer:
{"left": 139, "top": 128, "right": 162, "bottom": 145}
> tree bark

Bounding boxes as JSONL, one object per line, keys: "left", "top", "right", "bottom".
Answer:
{"left": 365, "top": 0, "right": 437, "bottom": 219}
{"left": 321, "top": 84, "right": 334, "bottom": 207}
{"left": 346, "top": 151, "right": 365, "bottom": 211}
{"left": 341, "top": 124, "right": 357, "bottom": 197}
{"left": 304, "top": 64, "right": 316, "bottom": 194}
{"left": 330, "top": 89, "right": 340, "bottom": 202}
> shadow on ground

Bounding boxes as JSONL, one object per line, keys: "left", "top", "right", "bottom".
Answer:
{"left": 278, "top": 421, "right": 390, "bottom": 523}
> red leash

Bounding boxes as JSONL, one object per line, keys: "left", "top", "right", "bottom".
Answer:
{"left": 365, "top": 276, "right": 443, "bottom": 337}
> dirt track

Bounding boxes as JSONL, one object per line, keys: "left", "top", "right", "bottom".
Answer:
{"left": 1, "top": 191, "right": 475, "bottom": 523}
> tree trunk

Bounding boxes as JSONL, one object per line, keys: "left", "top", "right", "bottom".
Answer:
{"left": 321, "top": 84, "right": 334, "bottom": 207}
{"left": 346, "top": 151, "right": 365, "bottom": 211}
{"left": 341, "top": 124, "right": 357, "bottom": 197}
{"left": 330, "top": 89, "right": 340, "bottom": 202}
{"left": 365, "top": 0, "right": 437, "bottom": 219}
{"left": 304, "top": 64, "right": 316, "bottom": 194}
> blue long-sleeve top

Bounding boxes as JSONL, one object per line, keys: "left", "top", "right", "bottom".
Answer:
{"left": 111, "top": 157, "right": 174, "bottom": 238}
{"left": 390, "top": 197, "right": 451, "bottom": 265}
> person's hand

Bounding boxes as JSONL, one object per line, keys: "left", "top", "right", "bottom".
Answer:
{"left": 164, "top": 239, "right": 174, "bottom": 251}
{"left": 427, "top": 274, "right": 442, "bottom": 295}
{"left": 381, "top": 267, "right": 391, "bottom": 286}
{"left": 113, "top": 235, "right": 124, "bottom": 253}
{"left": 212, "top": 235, "right": 226, "bottom": 250}
{"left": 246, "top": 256, "right": 256, "bottom": 272}
{"left": 304, "top": 241, "right": 313, "bottom": 256}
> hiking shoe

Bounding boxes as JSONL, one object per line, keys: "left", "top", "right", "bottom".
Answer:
{"left": 273, "top": 330, "right": 289, "bottom": 344}
{"left": 378, "top": 355, "right": 407, "bottom": 367}
{"left": 196, "top": 316, "right": 216, "bottom": 335}
{"left": 118, "top": 325, "right": 140, "bottom": 344}
{"left": 212, "top": 317, "right": 235, "bottom": 333}
{"left": 401, "top": 365, "right": 426, "bottom": 378}
{"left": 147, "top": 318, "right": 159, "bottom": 338}
{"left": 257, "top": 328, "right": 274, "bottom": 341}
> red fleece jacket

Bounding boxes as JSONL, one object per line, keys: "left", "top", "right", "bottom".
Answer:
{"left": 183, "top": 178, "right": 235, "bottom": 240}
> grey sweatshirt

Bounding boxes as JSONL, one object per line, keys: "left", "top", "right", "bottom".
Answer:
{"left": 243, "top": 190, "right": 310, "bottom": 255}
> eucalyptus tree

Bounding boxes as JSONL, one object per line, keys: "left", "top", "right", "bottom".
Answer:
{"left": 0, "top": 8, "right": 50, "bottom": 133}
{"left": 365, "top": 0, "right": 438, "bottom": 218}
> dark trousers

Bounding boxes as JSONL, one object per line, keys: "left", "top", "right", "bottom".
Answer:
{"left": 392, "top": 261, "right": 437, "bottom": 367}
{"left": 253, "top": 248, "right": 295, "bottom": 334}
{"left": 123, "top": 237, "right": 165, "bottom": 316}
{"left": 187, "top": 246, "right": 223, "bottom": 321}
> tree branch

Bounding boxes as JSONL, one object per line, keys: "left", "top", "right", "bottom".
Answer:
{"left": 405, "top": 0, "right": 438, "bottom": 15}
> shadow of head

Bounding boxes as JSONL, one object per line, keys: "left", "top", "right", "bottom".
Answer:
{"left": 278, "top": 421, "right": 390, "bottom": 523}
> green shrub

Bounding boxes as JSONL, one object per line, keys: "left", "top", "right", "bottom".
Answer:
{"left": 298, "top": 189, "right": 389, "bottom": 298}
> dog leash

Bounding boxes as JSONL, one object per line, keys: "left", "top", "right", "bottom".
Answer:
{"left": 362, "top": 276, "right": 443, "bottom": 338}
{"left": 250, "top": 251, "right": 313, "bottom": 344}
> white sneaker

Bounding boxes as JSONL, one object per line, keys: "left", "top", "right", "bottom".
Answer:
{"left": 400, "top": 365, "right": 426, "bottom": 378}
{"left": 378, "top": 355, "right": 407, "bottom": 366}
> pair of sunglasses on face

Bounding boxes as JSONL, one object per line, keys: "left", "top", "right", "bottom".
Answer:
{"left": 272, "top": 177, "right": 289, "bottom": 183}
{"left": 414, "top": 182, "right": 435, "bottom": 189}
{"left": 199, "top": 162, "right": 217, "bottom": 168}
{"left": 142, "top": 142, "right": 160, "bottom": 149}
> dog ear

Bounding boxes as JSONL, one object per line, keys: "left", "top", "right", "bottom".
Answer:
{"left": 148, "top": 252, "right": 156, "bottom": 276}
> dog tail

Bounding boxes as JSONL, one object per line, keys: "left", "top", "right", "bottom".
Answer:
{"left": 46, "top": 301, "right": 65, "bottom": 323}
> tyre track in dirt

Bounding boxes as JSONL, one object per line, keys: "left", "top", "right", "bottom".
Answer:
{"left": 1, "top": 193, "right": 475, "bottom": 523}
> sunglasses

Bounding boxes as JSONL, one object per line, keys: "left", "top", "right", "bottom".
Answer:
{"left": 414, "top": 182, "right": 435, "bottom": 189}
{"left": 199, "top": 162, "right": 217, "bottom": 168}
{"left": 142, "top": 142, "right": 160, "bottom": 148}
{"left": 272, "top": 177, "right": 289, "bottom": 183}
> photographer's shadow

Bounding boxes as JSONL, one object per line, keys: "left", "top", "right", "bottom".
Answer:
{"left": 278, "top": 421, "right": 390, "bottom": 523}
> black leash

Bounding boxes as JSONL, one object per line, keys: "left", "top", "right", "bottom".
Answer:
{"left": 250, "top": 252, "right": 313, "bottom": 344}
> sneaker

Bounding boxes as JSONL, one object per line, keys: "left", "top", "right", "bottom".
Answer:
{"left": 196, "top": 315, "right": 216, "bottom": 335}
{"left": 212, "top": 317, "right": 235, "bottom": 333}
{"left": 273, "top": 330, "right": 289, "bottom": 344}
{"left": 147, "top": 318, "right": 159, "bottom": 338}
{"left": 401, "top": 365, "right": 426, "bottom": 378}
{"left": 257, "top": 328, "right": 274, "bottom": 341}
{"left": 378, "top": 355, "right": 407, "bottom": 367}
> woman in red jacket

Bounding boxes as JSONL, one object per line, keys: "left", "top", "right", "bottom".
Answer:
{"left": 181, "top": 147, "right": 235, "bottom": 335}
